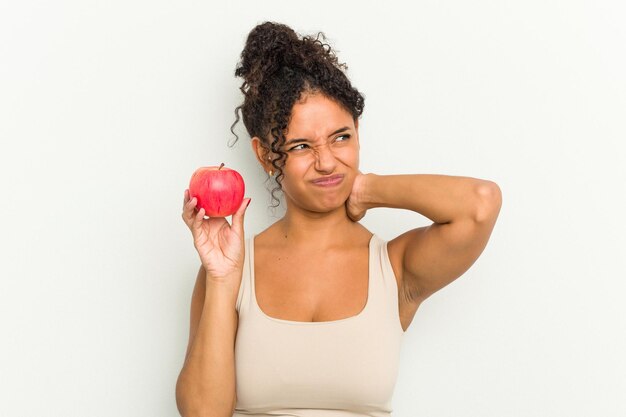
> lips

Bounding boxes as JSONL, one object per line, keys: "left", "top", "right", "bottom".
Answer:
{"left": 311, "top": 174, "right": 344, "bottom": 186}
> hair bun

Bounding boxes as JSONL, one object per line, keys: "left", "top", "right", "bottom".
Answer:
{"left": 235, "top": 22, "right": 308, "bottom": 93}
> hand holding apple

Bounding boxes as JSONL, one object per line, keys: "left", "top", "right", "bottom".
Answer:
{"left": 182, "top": 163, "right": 251, "bottom": 285}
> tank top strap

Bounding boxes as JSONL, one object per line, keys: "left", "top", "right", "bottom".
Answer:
{"left": 369, "top": 234, "right": 404, "bottom": 333}
{"left": 373, "top": 234, "right": 401, "bottom": 301}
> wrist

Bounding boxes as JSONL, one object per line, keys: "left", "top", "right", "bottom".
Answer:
{"left": 360, "top": 173, "right": 380, "bottom": 210}
{"left": 205, "top": 271, "right": 242, "bottom": 291}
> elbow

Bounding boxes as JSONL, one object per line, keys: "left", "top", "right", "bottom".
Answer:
{"left": 175, "top": 374, "right": 204, "bottom": 417}
{"left": 175, "top": 373, "right": 193, "bottom": 417}
{"left": 175, "top": 372, "right": 234, "bottom": 417}
{"left": 473, "top": 181, "right": 502, "bottom": 223}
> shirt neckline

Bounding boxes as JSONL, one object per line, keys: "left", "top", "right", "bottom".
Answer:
{"left": 250, "top": 233, "right": 376, "bottom": 326}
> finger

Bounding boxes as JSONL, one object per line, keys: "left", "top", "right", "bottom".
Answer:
{"left": 193, "top": 206, "right": 205, "bottom": 229}
{"left": 182, "top": 197, "right": 196, "bottom": 223}
{"left": 231, "top": 198, "right": 251, "bottom": 237}
{"left": 186, "top": 196, "right": 197, "bottom": 214}
{"left": 181, "top": 190, "right": 187, "bottom": 216}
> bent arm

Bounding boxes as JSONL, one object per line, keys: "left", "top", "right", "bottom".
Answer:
{"left": 362, "top": 173, "right": 502, "bottom": 302}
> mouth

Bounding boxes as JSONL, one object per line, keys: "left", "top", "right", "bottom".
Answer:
{"left": 311, "top": 174, "right": 344, "bottom": 186}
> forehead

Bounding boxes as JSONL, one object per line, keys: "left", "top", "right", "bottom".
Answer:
{"left": 286, "top": 94, "right": 354, "bottom": 138}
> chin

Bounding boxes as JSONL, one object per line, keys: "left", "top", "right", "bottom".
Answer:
{"left": 311, "top": 196, "right": 350, "bottom": 213}
{"left": 285, "top": 184, "right": 351, "bottom": 212}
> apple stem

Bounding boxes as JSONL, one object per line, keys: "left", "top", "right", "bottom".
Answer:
{"left": 218, "top": 162, "right": 224, "bottom": 170}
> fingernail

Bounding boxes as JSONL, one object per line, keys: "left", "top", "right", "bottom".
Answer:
{"left": 246, "top": 198, "right": 251, "bottom": 208}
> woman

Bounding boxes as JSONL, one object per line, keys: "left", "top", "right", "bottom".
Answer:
{"left": 176, "top": 21, "right": 502, "bottom": 417}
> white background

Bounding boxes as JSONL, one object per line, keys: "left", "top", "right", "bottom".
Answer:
{"left": 1, "top": 1, "right": 625, "bottom": 416}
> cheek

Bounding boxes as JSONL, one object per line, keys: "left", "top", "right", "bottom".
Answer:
{"left": 281, "top": 158, "right": 309, "bottom": 178}
{"left": 352, "top": 151, "right": 360, "bottom": 166}
{"left": 338, "top": 148, "right": 359, "bottom": 167}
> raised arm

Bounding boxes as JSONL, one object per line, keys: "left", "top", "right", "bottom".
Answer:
{"left": 349, "top": 173, "right": 502, "bottom": 304}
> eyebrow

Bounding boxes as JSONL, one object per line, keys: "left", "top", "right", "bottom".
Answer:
{"left": 283, "top": 126, "right": 351, "bottom": 147}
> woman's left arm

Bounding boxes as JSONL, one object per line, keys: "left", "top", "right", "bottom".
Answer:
{"left": 347, "top": 173, "right": 502, "bottom": 303}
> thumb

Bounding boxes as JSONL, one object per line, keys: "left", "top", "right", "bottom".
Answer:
{"left": 231, "top": 197, "right": 251, "bottom": 237}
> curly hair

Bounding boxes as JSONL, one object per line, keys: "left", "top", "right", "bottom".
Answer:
{"left": 229, "top": 21, "right": 365, "bottom": 208}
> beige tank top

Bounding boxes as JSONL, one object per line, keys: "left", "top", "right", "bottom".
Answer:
{"left": 233, "top": 233, "right": 405, "bottom": 417}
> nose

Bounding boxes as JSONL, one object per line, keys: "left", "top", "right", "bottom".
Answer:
{"left": 313, "top": 142, "right": 337, "bottom": 173}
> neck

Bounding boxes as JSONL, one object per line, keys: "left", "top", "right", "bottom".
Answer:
{"left": 275, "top": 204, "right": 360, "bottom": 250}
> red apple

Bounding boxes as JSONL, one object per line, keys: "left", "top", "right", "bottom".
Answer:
{"left": 189, "top": 163, "right": 245, "bottom": 217}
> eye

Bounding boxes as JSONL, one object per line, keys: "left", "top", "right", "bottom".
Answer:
{"left": 288, "top": 134, "right": 351, "bottom": 152}
{"left": 289, "top": 143, "right": 309, "bottom": 151}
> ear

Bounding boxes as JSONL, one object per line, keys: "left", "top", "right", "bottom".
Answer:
{"left": 354, "top": 119, "right": 360, "bottom": 148}
{"left": 251, "top": 137, "right": 272, "bottom": 171}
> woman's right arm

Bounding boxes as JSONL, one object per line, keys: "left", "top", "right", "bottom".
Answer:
{"left": 175, "top": 265, "right": 239, "bottom": 417}
{"left": 176, "top": 189, "right": 250, "bottom": 417}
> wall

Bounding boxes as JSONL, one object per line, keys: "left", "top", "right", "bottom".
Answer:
{"left": 1, "top": 1, "right": 624, "bottom": 416}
